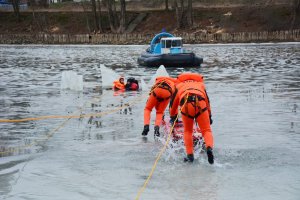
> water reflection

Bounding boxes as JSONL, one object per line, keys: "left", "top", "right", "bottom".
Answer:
{"left": 88, "top": 95, "right": 136, "bottom": 129}
{"left": 87, "top": 116, "right": 102, "bottom": 128}
{"left": 76, "top": 89, "right": 141, "bottom": 143}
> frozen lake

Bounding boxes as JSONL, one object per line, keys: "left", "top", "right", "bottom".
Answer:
{"left": 0, "top": 43, "right": 300, "bottom": 200}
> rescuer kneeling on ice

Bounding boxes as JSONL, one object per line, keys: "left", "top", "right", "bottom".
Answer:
{"left": 142, "top": 76, "right": 177, "bottom": 137}
{"left": 169, "top": 73, "right": 214, "bottom": 164}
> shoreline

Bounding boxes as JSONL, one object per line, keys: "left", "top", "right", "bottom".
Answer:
{"left": 1, "top": 30, "right": 299, "bottom": 45}
{"left": 0, "top": 3, "right": 292, "bottom": 12}
{"left": 1, "top": 42, "right": 299, "bottom": 46}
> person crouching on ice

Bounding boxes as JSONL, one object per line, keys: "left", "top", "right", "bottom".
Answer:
{"left": 169, "top": 73, "right": 214, "bottom": 164}
{"left": 142, "top": 76, "right": 177, "bottom": 137}
{"left": 113, "top": 77, "right": 125, "bottom": 91}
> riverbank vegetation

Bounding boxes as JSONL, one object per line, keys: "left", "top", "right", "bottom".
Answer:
{"left": 1, "top": 0, "right": 299, "bottom": 36}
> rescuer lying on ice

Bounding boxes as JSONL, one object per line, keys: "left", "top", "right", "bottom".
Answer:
{"left": 169, "top": 73, "right": 214, "bottom": 164}
{"left": 142, "top": 76, "right": 177, "bottom": 137}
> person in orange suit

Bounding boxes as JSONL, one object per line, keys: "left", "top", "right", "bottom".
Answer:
{"left": 169, "top": 73, "right": 214, "bottom": 164}
{"left": 142, "top": 76, "right": 177, "bottom": 137}
{"left": 113, "top": 77, "right": 125, "bottom": 91}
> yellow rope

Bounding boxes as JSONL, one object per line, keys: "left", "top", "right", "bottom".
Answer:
{"left": 0, "top": 97, "right": 138, "bottom": 123}
{"left": 0, "top": 83, "right": 160, "bottom": 155}
{"left": 0, "top": 79, "right": 165, "bottom": 123}
{"left": 135, "top": 95, "right": 188, "bottom": 200}
{"left": 0, "top": 94, "right": 95, "bottom": 156}
{"left": 0, "top": 93, "right": 106, "bottom": 155}
{"left": 0, "top": 79, "right": 168, "bottom": 156}
{"left": 0, "top": 118, "right": 72, "bottom": 156}
{"left": 0, "top": 101, "right": 133, "bottom": 155}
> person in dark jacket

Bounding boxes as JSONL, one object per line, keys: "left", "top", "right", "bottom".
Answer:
{"left": 125, "top": 77, "right": 139, "bottom": 91}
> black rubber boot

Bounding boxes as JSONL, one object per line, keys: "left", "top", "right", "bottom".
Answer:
{"left": 206, "top": 147, "right": 214, "bottom": 164}
{"left": 184, "top": 154, "right": 194, "bottom": 163}
{"left": 154, "top": 125, "right": 160, "bottom": 137}
{"left": 141, "top": 125, "right": 149, "bottom": 136}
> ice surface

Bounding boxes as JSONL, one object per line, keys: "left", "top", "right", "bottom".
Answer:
{"left": 148, "top": 65, "right": 170, "bottom": 87}
{"left": 100, "top": 64, "right": 120, "bottom": 89}
{"left": 60, "top": 71, "right": 83, "bottom": 91}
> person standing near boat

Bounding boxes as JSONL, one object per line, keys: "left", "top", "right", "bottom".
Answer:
{"left": 169, "top": 73, "right": 214, "bottom": 164}
{"left": 142, "top": 76, "right": 177, "bottom": 137}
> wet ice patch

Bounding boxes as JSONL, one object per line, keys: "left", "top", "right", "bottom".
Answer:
{"left": 148, "top": 65, "right": 170, "bottom": 87}
{"left": 100, "top": 64, "right": 119, "bottom": 89}
{"left": 61, "top": 71, "right": 83, "bottom": 91}
{"left": 156, "top": 133, "right": 205, "bottom": 163}
{"left": 140, "top": 78, "right": 147, "bottom": 91}
{"left": 100, "top": 64, "right": 158, "bottom": 91}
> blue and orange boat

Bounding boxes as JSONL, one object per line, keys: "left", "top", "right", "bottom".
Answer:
{"left": 138, "top": 32, "right": 203, "bottom": 67}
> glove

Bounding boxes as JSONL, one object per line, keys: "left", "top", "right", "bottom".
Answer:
{"left": 209, "top": 115, "right": 213, "bottom": 125}
{"left": 169, "top": 115, "right": 178, "bottom": 125}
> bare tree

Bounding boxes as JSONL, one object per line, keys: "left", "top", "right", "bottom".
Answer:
{"left": 11, "top": 0, "right": 20, "bottom": 22}
{"left": 97, "top": 0, "right": 103, "bottom": 32}
{"left": 165, "top": 0, "right": 169, "bottom": 11}
{"left": 187, "top": 0, "right": 193, "bottom": 27}
{"left": 119, "top": 0, "right": 126, "bottom": 33}
{"left": 291, "top": 0, "right": 300, "bottom": 29}
{"left": 173, "top": 0, "right": 193, "bottom": 29}
{"left": 106, "top": 0, "right": 118, "bottom": 32}
{"left": 173, "top": 0, "right": 180, "bottom": 28}
{"left": 29, "top": 0, "right": 39, "bottom": 31}
{"left": 81, "top": 1, "right": 91, "bottom": 33}
{"left": 39, "top": 0, "right": 48, "bottom": 8}
{"left": 91, "top": 0, "right": 100, "bottom": 32}
{"left": 106, "top": 0, "right": 127, "bottom": 33}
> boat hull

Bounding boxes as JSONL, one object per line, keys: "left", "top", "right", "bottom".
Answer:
{"left": 137, "top": 53, "right": 203, "bottom": 67}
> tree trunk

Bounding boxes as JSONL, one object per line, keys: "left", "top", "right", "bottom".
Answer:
{"left": 81, "top": 1, "right": 91, "bottom": 33}
{"left": 173, "top": 0, "right": 193, "bottom": 29}
{"left": 106, "top": 0, "right": 117, "bottom": 32}
{"left": 165, "top": 0, "right": 169, "bottom": 11}
{"left": 30, "top": 0, "right": 39, "bottom": 32}
{"left": 187, "top": 0, "right": 193, "bottom": 27}
{"left": 97, "top": 0, "right": 103, "bottom": 33}
{"left": 91, "top": 0, "right": 99, "bottom": 32}
{"left": 118, "top": 0, "right": 126, "bottom": 33}
{"left": 174, "top": 0, "right": 180, "bottom": 28}
{"left": 176, "top": 0, "right": 185, "bottom": 29}
{"left": 106, "top": 0, "right": 126, "bottom": 33}
{"left": 40, "top": 0, "right": 48, "bottom": 8}
{"left": 180, "top": 0, "right": 186, "bottom": 28}
{"left": 291, "top": 0, "right": 300, "bottom": 29}
{"left": 11, "top": 0, "right": 20, "bottom": 22}
{"left": 112, "top": 0, "right": 119, "bottom": 28}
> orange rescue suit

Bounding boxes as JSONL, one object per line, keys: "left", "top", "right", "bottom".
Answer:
{"left": 113, "top": 79, "right": 125, "bottom": 91}
{"left": 144, "top": 77, "right": 177, "bottom": 127}
{"left": 170, "top": 73, "right": 214, "bottom": 155}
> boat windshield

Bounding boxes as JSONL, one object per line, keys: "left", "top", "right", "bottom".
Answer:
{"left": 161, "top": 39, "right": 182, "bottom": 48}
{"left": 171, "top": 40, "right": 182, "bottom": 47}
{"left": 166, "top": 40, "right": 172, "bottom": 48}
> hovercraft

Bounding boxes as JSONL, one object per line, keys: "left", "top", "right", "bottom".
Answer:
{"left": 138, "top": 32, "right": 203, "bottom": 67}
